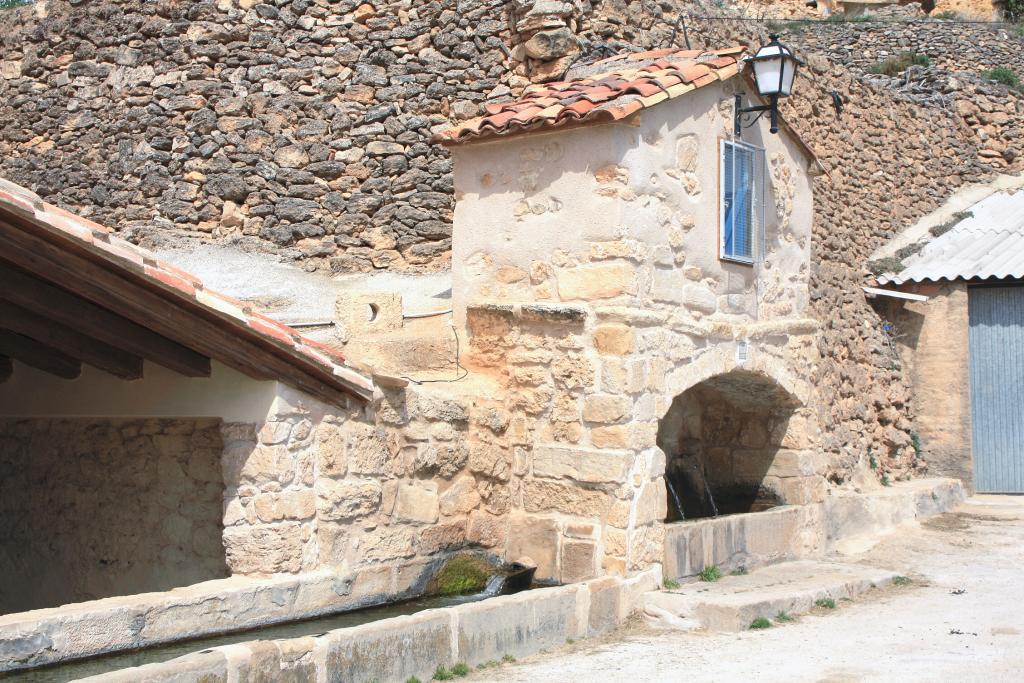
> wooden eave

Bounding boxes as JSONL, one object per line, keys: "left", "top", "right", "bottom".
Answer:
{"left": 0, "top": 198, "right": 374, "bottom": 404}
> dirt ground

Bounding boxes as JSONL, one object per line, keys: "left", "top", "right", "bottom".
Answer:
{"left": 468, "top": 495, "right": 1024, "bottom": 683}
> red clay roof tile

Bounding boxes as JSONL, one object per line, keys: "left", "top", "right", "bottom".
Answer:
{"left": 435, "top": 45, "right": 745, "bottom": 144}
{"left": 0, "top": 178, "right": 375, "bottom": 401}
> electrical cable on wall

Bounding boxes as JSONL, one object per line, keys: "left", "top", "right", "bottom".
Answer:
{"left": 399, "top": 323, "right": 469, "bottom": 385}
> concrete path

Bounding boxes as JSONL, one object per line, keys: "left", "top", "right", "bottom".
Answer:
{"left": 469, "top": 495, "right": 1024, "bottom": 683}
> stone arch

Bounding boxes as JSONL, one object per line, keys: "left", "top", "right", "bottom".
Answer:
{"left": 660, "top": 342, "right": 811, "bottom": 422}
{"left": 657, "top": 364, "right": 823, "bottom": 521}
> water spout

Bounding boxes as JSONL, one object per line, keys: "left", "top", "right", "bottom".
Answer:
{"left": 665, "top": 477, "right": 686, "bottom": 521}
{"left": 703, "top": 480, "right": 719, "bottom": 518}
{"left": 482, "top": 574, "right": 504, "bottom": 597}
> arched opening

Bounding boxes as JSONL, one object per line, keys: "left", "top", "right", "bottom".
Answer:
{"left": 658, "top": 370, "right": 803, "bottom": 521}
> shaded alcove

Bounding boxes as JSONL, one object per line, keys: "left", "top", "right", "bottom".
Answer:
{"left": 0, "top": 417, "right": 229, "bottom": 615}
{"left": 658, "top": 370, "right": 802, "bottom": 521}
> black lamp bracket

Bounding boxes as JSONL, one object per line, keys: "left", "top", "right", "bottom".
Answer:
{"left": 734, "top": 92, "right": 779, "bottom": 138}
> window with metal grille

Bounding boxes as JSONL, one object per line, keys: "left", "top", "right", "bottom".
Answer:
{"left": 720, "top": 139, "right": 766, "bottom": 264}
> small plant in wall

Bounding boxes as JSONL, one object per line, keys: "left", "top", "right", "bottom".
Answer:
{"left": 881, "top": 473, "right": 892, "bottom": 487}
{"left": 750, "top": 617, "right": 772, "bottom": 629}
{"left": 699, "top": 565, "right": 723, "bottom": 582}
{"left": 433, "top": 666, "right": 455, "bottom": 681}
{"left": 663, "top": 578, "right": 681, "bottom": 590}
{"left": 815, "top": 597, "right": 837, "bottom": 609}
{"left": 984, "top": 67, "right": 1021, "bottom": 89}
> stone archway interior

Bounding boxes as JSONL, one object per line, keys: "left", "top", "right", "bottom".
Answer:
{"left": 657, "top": 370, "right": 802, "bottom": 521}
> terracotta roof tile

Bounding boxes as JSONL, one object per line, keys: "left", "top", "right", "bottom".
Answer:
{"left": 435, "top": 46, "right": 745, "bottom": 144}
{"left": 0, "top": 177, "right": 375, "bottom": 401}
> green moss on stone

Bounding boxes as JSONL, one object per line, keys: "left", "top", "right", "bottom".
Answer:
{"left": 435, "top": 555, "right": 491, "bottom": 596}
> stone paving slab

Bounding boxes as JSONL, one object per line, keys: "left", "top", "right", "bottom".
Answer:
{"left": 644, "top": 560, "right": 898, "bottom": 631}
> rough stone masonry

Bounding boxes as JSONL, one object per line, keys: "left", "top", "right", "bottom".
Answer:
{"left": 1, "top": 0, "right": 1022, "bottom": 486}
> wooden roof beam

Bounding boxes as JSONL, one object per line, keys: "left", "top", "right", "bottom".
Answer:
{"left": 0, "top": 219, "right": 355, "bottom": 405}
{"left": 0, "top": 330, "right": 82, "bottom": 379}
{"left": 0, "top": 301, "right": 143, "bottom": 380}
{"left": 0, "top": 264, "right": 211, "bottom": 378}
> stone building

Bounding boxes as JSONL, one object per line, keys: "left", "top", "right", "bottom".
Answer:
{"left": 0, "top": 7, "right": 983, "bottom": 671}
{"left": 0, "top": 37, "right": 856, "bottom": 664}
{"left": 872, "top": 182, "right": 1024, "bottom": 494}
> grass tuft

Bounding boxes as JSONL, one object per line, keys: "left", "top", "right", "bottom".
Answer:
{"left": 815, "top": 597, "right": 837, "bottom": 609}
{"left": 775, "top": 611, "right": 795, "bottom": 623}
{"left": 699, "top": 565, "right": 723, "bottom": 583}
{"left": 930, "top": 210, "right": 973, "bottom": 237}
{"left": 867, "top": 256, "right": 903, "bottom": 277}
{"left": 452, "top": 663, "right": 470, "bottom": 677}
{"left": 406, "top": 678, "right": 422, "bottom": 683}
{"left": 663, "top": 578, "right": 681, "bottom": 590}
{"left": 433, "top": 666, "right": 455, "bottom": 681}
{"left": 502, "top": 654, "right": 516, "bottom": 663}
{"left": 868, "top": 52, "right": 929, "bottom": 76}
{"left": 893, "top": 575, "right": 913, "bottom": 586}
{"left": 750, "top": 617, "right": 772, "bottom": 629}
{"left": 985, "top": 67, "right": 1020, "bottom": 88}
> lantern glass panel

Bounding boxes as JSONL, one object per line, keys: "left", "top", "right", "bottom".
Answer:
{"left": 752, "top": 45, "right": 798, "bottom": 97}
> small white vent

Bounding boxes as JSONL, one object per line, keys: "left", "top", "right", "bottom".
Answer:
{"left": 736, "top": 339, "right": 750, "bottom": 365}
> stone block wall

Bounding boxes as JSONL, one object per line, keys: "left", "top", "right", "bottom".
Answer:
{"left": 461, "top": 304, "right": 666, "bottom": 579}
{"left": 0, "top": 418, "right": 228, "bottom": 614}
{"left": 680, "top": 16, "right": 1021, "bottom": 483}
{"left": 218, "top": 381, "right": 554, "bottom": 585}
{"left": 459, "top": 303, "right": 825, "bottom": 579}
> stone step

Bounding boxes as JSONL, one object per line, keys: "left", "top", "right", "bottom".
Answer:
{"left": 643, "top": 560, "right": 898, "bottom": 631}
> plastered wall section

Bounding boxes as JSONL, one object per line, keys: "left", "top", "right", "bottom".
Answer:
{"left": 448, "top": 82, "right": 825, "bottom": 579}
{"left": 451, "top": 82, "right": 814, "bottom": 326}
{"left": 891, "top": 283, "right": 974, "bottom": 490}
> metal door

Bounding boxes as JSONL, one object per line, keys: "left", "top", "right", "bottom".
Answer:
{"left": 969, "top": 285, "right": 1024, "bottom": 492}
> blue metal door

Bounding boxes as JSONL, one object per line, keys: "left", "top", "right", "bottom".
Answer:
{"left": 969, "top": 285, "right": 1024, "bottom": 493}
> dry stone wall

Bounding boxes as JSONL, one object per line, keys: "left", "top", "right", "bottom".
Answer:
{"left": 0, "top": 418, "right": 228, "bottom": 614}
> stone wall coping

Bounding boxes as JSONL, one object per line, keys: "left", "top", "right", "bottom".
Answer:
{"left": 662, "top": 478, "right": 965, "bottom": 579}
{"left": 74, "top": 569, "right": 662, "bottom": 682}
{"left": 466, "top": 301, "right": 589, "bottom": 325}
{"left": 0, "top": 568, "right": 392, "bottom": 672}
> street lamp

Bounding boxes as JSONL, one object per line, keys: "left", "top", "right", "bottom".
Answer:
{"left": 734, "top": 34, "right": 804, "bottom": 137}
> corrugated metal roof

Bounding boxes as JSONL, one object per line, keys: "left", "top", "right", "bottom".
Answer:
{"left": 879, "top": 190, "right": 1024, "bottom": 285}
